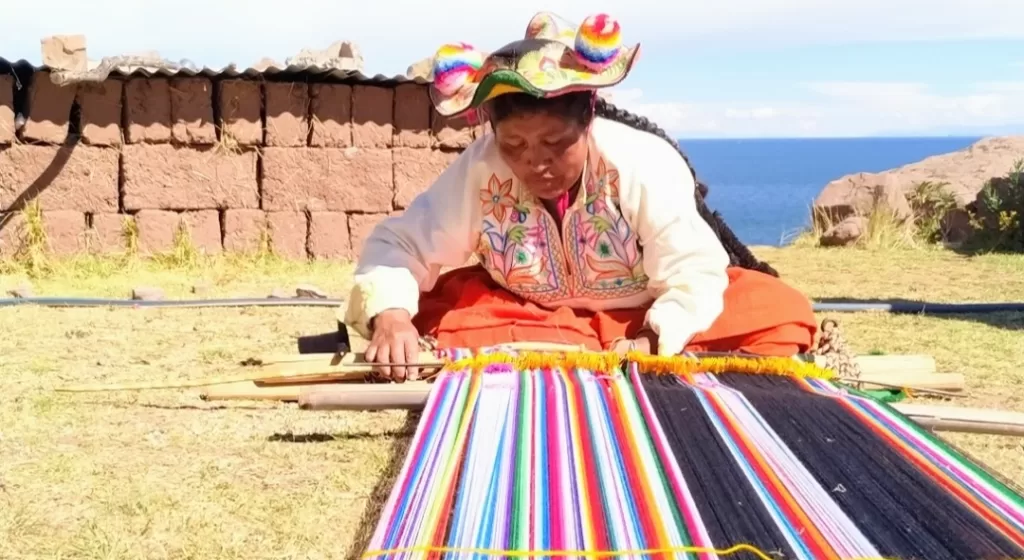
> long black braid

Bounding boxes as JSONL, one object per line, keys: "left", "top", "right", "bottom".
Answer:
{"left": 593, "top": 98, "right": 779, "bottom": 277}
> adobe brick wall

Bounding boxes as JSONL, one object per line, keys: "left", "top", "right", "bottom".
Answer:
{"left": 0, "top": 70, "right": 482, "bottom": 260}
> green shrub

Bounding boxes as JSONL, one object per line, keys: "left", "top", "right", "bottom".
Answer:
{"left": 966, "top": 159, "right": 1024, "bottom": 252}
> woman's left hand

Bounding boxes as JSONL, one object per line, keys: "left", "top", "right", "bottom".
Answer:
{"left": 609, "top": 329, "right": 658, "bottom": 357}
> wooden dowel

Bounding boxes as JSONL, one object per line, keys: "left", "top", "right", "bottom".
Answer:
{"left": 300, "top": 384, "right": 433, "bottom": 411}
{"left": 895, "top": 404, "right": 1024, "bottom": 437}
{"left": 812, "top": 354, "right": 936, "bottom": 377}
{"left": 256, "top": 351, "right": 439, "bottom": 381}
{"left": 54, "top": 351, "right": 424, "bottom": 392}
{"left": 203, "top": 374, "right": 962, "bottom": 405}
{"left": 268, "top": 354, "right": 955, "bottom": 392}
{"left": 253, "top": 342, "right": 588, "bottom": 367}
{"left": 257, "top": 352, "right": 939, "bottom": 380}
{"left": 846, "top": 372, "right": 964, "bottom": 393}
{"left": 200, "top": 380, "right": 349, "bottom": 401}
{"left": 296, "top": 384, "right": 1024, "bottom": 438}
{"left": 58, "top": 349, "right": 946, "bottom": 394}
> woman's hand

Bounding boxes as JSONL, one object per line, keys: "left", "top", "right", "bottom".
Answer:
{"left": 609, "top": 328, "right": 659, "bottom": 357}
{"left": 365, "top": 309, "right": 421, "bottom": 383}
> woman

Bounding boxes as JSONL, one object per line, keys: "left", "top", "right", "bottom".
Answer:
{"left": 344, "top": 12, "right": 818, "bottom": 381}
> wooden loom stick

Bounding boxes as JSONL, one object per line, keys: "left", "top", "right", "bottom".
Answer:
{"left": 199, "top": 358, "right": 958, "bottom": 401}
{"left": 56, "top": 348, "right": 949, "bottom": 394}
{"left": 295, "top": 384, "right": 1024, "bottom": 438}
{"left": 299, "top": 384, "right": 430, "bottom": 411}
{"left": 893, "top": 404, "right": 1024, "bottom": 438}
{"left": 247, "top": 352, "right": 956, "bottom": 392}
{"left": 55, "top": 342, "right": 587, "bottom": 393}
{"left": 254, "top": 341, "right": 589, "bottom": 366}
{"left": 252, "top": 350, "right": 934, "bottom": 370}
{"left": 254, "top": 351, "right": 936, "bottom": 375}
{"left": 200, "top": 372, "right": 966, "bottom": 402}
{"left": 200, "top": 380, "right": 359, "bottom": 401}
{"left": 849, "top": 354, "right": 935, "bottom": 376}
{"left": 52, "top": 351, "right": 438, "bottom": 392}
{"left": 847, "top": 372, "right": 964, "bottom": 393}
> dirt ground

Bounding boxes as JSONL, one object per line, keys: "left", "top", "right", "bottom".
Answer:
{"left": 1, "top": 246, "right": 1023, "bottom": 559}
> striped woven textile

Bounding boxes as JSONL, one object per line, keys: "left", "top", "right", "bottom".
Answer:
{"left": 363, "top": 351, "right": 1024, "bottom": 560}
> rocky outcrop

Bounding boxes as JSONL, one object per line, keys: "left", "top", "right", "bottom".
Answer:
{"left": 813, "top": 136, "right": 1024, "bottom": 246}
{"left": 285, "top": 41, "right": 364, "bottom": 72}
{"left": 406, "top": 57, "right": 434, "bottom": 80}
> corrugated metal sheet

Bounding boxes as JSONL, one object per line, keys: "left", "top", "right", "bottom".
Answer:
{"left": 0, "top": 56, "right": 430, "bottom": 85}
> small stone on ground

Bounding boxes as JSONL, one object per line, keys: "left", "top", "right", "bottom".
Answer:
{"left": 295, "top": 284, "right": 327, "bottom": 299}
{"left": 132, "top": 286, "right": 165, "bottom": 301}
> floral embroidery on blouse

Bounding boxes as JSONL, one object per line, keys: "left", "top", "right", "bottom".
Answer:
{"left": 567, "top": 158, "right": 648, "bottom": 297}
{"left": 478, "top": 174, "right": 566, "bottom": 297}
{"left": 475, "top": 155, "right": 648, "bottom": 304}
{"left": 480, "top": 175, "right": 515, "bottom": 222}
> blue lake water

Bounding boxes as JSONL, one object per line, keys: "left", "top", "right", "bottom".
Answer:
{"left": 678, "top": 136, "right": 983, "bottom": 246}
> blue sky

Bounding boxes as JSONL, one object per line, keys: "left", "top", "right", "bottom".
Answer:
{"left": 2, "top": 0, "right": 1022, "bottom": 138}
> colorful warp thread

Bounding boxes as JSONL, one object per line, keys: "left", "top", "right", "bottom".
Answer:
{"left": 365, "top": 351, "right": 1024, "bottom": 560}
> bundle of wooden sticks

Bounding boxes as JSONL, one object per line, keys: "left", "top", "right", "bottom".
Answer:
{"left": 50, "top": 333, "right": 1022, "bottom": 439}
{"left": 207, "top": 347, "right": 1024, "bottom": 438}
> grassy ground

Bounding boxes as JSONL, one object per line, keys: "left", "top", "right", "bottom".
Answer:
{"left": 1, "top": 245, "right": 1023, "bottom": 559}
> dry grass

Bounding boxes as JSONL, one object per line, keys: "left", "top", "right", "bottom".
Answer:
{"left": 2, "top": 246, "right": 1024, "bottom": 559}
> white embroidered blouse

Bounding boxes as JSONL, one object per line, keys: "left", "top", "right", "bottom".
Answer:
{"left": 343, "top": 116, "right": 731, "bottom": 356}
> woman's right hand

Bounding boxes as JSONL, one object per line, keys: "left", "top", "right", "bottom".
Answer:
{"left": 365, "top": 309, "right": 421, "bottom": 383}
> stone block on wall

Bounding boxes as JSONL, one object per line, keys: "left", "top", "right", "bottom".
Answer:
{"left": 218, "top": 79, "right": 262, "bottom": 145}
{"left": 265, "top": 82, "right": 310, "bottom": 147}
{"left": 352, "top": 85, "right": 393, "bottom": 148}
{"left": 121, "top": 144, "right": 259, "bottom": 211}
{"left": 0, "top": 210, "right": 87, "bottom": 256}
{"left": 0, "top": 144, "right": 120, "bottom": 212}
{"left": 393, "top": 147, "right": 459, "bottom": 209}
{"left": 347, "top": 212, "right": 391, "bottom": 260}
{"left": 267, "top": 210, "right": 308, "bottom": 258}
{"left": 394, "top": 84, "right": 431, "bottom": 149}
{"left": 308, "top": 211, "right": 349, "bottom": 259}
{"left": 134, "top": 209, "right": 222, "bottom": 254}
{"left": 310, "top": 84, "right": 352, "bottom": 148}
{"left": 87, "top": 213, "right": 130, "bottom": 253}
{"left": 261, "top": 147, "right": 393, "bottom": 212}
{"left": 22, "top": 72, "right": 77, "bottom": 144}
{"left": 170, "top": 77, "right": 217, "bottom": 144}
{"left": 432, "top": 113, "right": 479, "bottom": 149}
{"left": 125, "top": 77, "right": 173, "bottom": 143}
{"left": 0, "top": 75, "right": 14, "bottom": 145}
{"left": 0, "top": 212, "right": 23, "bottom": 257}
{"left": 76, "top": 80, "right": 123, "bottom": 146}
{"left": 43, "top": 210, "right": 88, "bottom": 255}
{"left": 223, "top": 209, "right": 267, "bottom": 253}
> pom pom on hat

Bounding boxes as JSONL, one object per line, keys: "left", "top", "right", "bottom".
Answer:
{"left": 432, "top": 43, "right": 485, "bottom": 97}
{"left": 574, "top": 14, "right": 623, "bottom": 72}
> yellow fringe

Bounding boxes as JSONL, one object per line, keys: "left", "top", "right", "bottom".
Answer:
{"left": 627, "top": 352, "right": 834, "bottom": 380}
{"left": 442, "top": 351, "right": 834, "bottom": 380}
{"left": 446, "top": 351, "right": 623, "bottom": 374}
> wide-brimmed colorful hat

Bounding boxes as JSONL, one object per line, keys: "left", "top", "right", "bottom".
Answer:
{"left": 429, "top": 11, "right": 641, "bottom": 118}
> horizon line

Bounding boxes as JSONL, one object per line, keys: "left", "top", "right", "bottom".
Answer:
{"left": 672, "top": 134, "right": 995, "bottom": 141}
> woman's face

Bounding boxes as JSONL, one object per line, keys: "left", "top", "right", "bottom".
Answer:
{"left": 492, "top": 111, "right": 590, "bottom": 200}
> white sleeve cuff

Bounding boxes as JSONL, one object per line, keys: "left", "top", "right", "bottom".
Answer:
{"left": 646, "top": 305, "right": 698, "bottom": 356}
{"left": 341, "top": 266, "right": 422, "bottom": 339}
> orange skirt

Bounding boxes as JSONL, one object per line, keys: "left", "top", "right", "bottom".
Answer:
{"left": 413, "top": 265, "right": 819, "bottom": 356}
